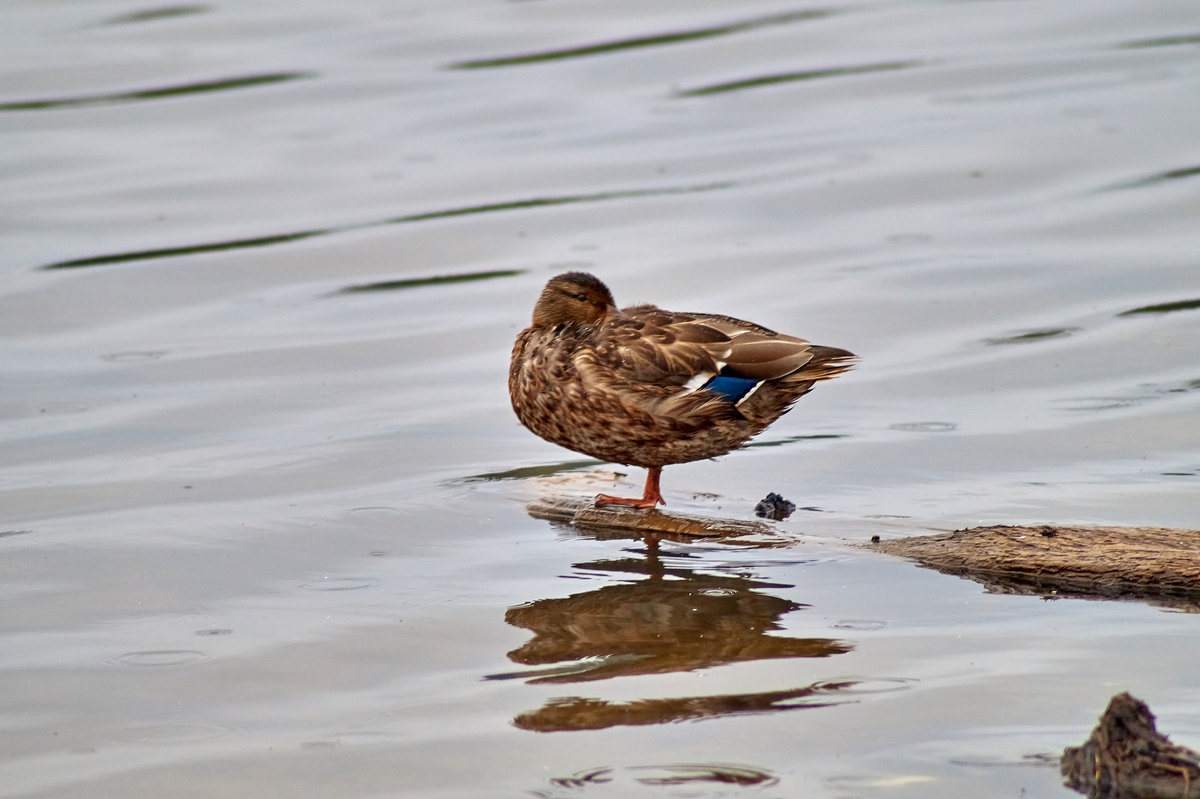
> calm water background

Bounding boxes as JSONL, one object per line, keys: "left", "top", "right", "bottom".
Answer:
{"left": 3, "top": 0, "right": 1199, "bottom": 797}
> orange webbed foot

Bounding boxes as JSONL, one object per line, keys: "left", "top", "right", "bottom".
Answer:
{"left": 594, "top": 467, "right": 665, "bottom": 510}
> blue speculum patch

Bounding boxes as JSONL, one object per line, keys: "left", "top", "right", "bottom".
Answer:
{"left": 702, "top": 374, "right": 759, "bottom": 403}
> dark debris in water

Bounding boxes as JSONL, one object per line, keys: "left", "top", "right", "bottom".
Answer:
{"left": 1062, "top": 692, "right": 1200, "bottom": 798}
{"left": 754, "top": 492, "right": 795, "bottom": 521}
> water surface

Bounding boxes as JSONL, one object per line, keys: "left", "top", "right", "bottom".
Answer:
{"left": 2, "top": 1, "right": 1199, "bottom": 797}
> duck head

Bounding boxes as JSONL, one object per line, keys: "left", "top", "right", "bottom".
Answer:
{"left": 530, "top": 272, "right": 617, "bottom": 329}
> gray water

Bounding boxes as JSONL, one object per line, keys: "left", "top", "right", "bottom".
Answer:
{"left": 2, "top": 1, "right": 1199, "bottom": 797}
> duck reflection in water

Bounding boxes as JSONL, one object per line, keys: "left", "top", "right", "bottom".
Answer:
{"left": 492, "top": 524, "right": 856, "bottom": 732}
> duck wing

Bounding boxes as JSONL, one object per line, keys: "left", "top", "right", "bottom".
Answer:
{"left": 597, "top": 305, "right": 829, "bottom": 387}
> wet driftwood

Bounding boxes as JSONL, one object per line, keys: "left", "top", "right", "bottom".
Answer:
{"left": 525, "top": 498, "right": 777, "bottom": 541}
{"left": 865, "top": 525, "right": 1200, "bottom": 611}
{"left": 1062, "top": 693, "right": 1200, "bottom": 798}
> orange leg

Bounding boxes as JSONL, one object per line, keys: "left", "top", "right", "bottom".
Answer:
{"left": 595, "top": 466, "right": 665, "bottom": 509}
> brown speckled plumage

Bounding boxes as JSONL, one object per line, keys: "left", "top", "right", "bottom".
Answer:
{"left": 509, "top": 272, "right": 855, "bottom": 508}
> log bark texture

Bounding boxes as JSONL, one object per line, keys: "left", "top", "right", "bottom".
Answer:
{"left": 865, "top": 525, "right": 1200, "bottom": 611}
{"left": 526, "top": 498, "right": 778, "bottom": 541}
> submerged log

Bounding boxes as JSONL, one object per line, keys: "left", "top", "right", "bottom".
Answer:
{"left": 525, "top": 498, "right": 778, "bottom": 541}
{"left": 1062, "top": 692, "right": 1200, "bottom": 798}
{"left": 865, "top": 525, "right": 1200, "bottom": 611}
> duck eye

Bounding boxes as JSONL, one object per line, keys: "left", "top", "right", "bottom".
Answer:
{"left": 573, "top": 292, "right": 589, "bottom": 302}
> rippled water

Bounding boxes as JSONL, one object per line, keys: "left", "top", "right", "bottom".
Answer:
{"left": 2, "top": 1, "right": 1198, "bottom": 797}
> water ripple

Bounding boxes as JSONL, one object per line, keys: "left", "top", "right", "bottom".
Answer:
{"left": 1054, "top": 377, "right": 1200, "bottom": 413}
{"left": 983, "top": 327, "right": 1082, "bottom": 346}
{"left": 40, "top": 181, "right": 731, "bottom": 270}
{"left": 889, "top": 421, "right": 958, "bottom": 433}
{"left": 298, "top": 576, "right": 377, "bottom": 592}
{"left": 0, "top": 72, "right": 311, "bottom": 112}
{"left": 108, "top": 650, "right": 208, "bottom": 667}
{"left": 1104, "top": 164, "right": 1200, "bottom": 192}
{"left": 540, "top": 763, "right": 778, "bottom": 795}
{"left": 332, "top": 269, "right": 524, "bottom": 296}
{"left": 111, "top": 722, "right": 237, "bottom": 744}
{"left": 1118, "top": 297, "right": 1200, "bottom": 317}
{"left": 1118, "top": 31, "right": 1200, "bottom": 49}
{"left": 678, "top": 60, "right": 921, "bottom": 98}
{"left": 101, "top": 5, "right": 210, "bottom": 26}
{"left": 461, "top": 459, "right": 602, "bottom": 483}
{"left": 449, "top": 10, "right": 833, "bottom": 69}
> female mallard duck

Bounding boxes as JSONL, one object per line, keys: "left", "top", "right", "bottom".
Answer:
{"left": 509, "top": 272, "right": 855, "bottom": 509}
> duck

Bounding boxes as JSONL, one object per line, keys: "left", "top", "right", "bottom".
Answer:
{"left": 509, "top": 272, "right": 855, "bottom": 509}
